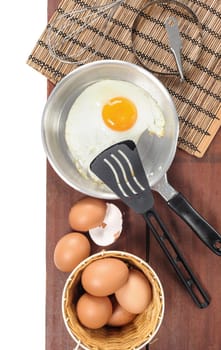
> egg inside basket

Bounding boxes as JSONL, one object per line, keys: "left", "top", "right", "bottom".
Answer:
{"left": 62, "top": 251, "right": 164, "bottom": 350}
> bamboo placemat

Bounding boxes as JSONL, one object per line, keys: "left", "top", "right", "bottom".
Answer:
{"left": 27, "top": 0, "right": 221, "bottom": 157}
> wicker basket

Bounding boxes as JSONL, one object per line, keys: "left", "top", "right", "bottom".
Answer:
{"left": 62, "top": 251, "right": 164, "bottom": 350}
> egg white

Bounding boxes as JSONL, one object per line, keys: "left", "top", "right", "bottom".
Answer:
{"left": 65, "top": 79, "right": 165, "bottom": 180}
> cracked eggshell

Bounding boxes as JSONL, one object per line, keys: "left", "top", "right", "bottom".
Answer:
{"left": 89, "top": 203, "right": 123, "bottom": 246}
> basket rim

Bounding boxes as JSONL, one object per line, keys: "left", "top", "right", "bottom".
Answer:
{"left": 61, "top": 250, "right": 165, "bottom": 350}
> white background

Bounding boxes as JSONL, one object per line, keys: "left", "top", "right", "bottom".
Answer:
{"left": 1, "top": 1, "right": 47, "bottom": 349}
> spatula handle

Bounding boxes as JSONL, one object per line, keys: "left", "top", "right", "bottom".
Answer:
{"left": 168, "top": 192, "right": 221, "bottom": 256}
{"left": 143, "top": 209, "right": 210, "bottom": 308}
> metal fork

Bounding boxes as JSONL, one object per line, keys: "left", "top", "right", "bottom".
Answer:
{"left": 165, "top": 16, "right": 184, "bottom": 81}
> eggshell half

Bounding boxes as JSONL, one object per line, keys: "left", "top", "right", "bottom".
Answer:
{"left": 89, "top": 203, "right": 123, "bottom": 246}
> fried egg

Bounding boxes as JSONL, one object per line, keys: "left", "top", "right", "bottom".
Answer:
{"left": 65, "top": 79, "right": 165, "bottom": 180}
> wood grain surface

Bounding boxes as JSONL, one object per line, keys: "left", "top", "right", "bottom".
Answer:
{"left": 46, "top": 2, "right": 221, "bottom": 349}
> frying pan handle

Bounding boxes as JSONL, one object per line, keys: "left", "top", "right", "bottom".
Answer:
{"left": 143, "top": 209, "right": 210, "bottom": 308}
{"left": 168, "top": 192, "right": 221, "bottom": 256}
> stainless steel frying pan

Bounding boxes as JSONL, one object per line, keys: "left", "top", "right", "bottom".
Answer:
{"left": 42, "top": 60, "right": 178, "bottom": 199}
{"left": 42, "top": 60, "right": 221, "bottom": 255}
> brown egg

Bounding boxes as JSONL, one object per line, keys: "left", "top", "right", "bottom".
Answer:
{"left": 81, "top": 258, "right": 129, "bottom": 296}
{"left": 76, "top": 293, "right": 112, "bottom": 329}
{"left": 54, "top": 232, "right": 91, "bottom": 272}
{"left": 107, "top": 299, "right": 136, "bottom": 327}
{"left": 115, "top": 269, "right": 152, "bottom": 314}
{"left": 68, "top": 197, "right": 107, "bottom": 232}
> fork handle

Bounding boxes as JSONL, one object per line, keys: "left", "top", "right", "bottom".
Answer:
{"left": 143, "top": 209, "right": 210, "bottom": 308}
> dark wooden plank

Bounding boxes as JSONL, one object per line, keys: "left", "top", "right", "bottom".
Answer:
{"left": 149, "top": 135, "right": 221, "bottom": 350}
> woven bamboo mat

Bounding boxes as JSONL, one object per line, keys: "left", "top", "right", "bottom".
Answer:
{"left": 27, "top": 0, "right": 221, "bottom": 157}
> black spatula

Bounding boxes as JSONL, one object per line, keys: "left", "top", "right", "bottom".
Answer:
{"left": 90, "top": 140, "right": 210, "bottom": 308}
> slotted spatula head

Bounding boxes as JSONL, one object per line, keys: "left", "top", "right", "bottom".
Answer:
{"left": 90, "top": 140, "right": 154, "bottom": 213}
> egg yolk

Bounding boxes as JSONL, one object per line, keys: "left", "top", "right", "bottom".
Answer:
{"left": 102, "top": 97, "right": 137, "bottom": 131}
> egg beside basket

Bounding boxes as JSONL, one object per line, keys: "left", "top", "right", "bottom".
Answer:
{"left": 62, "top": 250, "right": 165, "bottom": 350}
